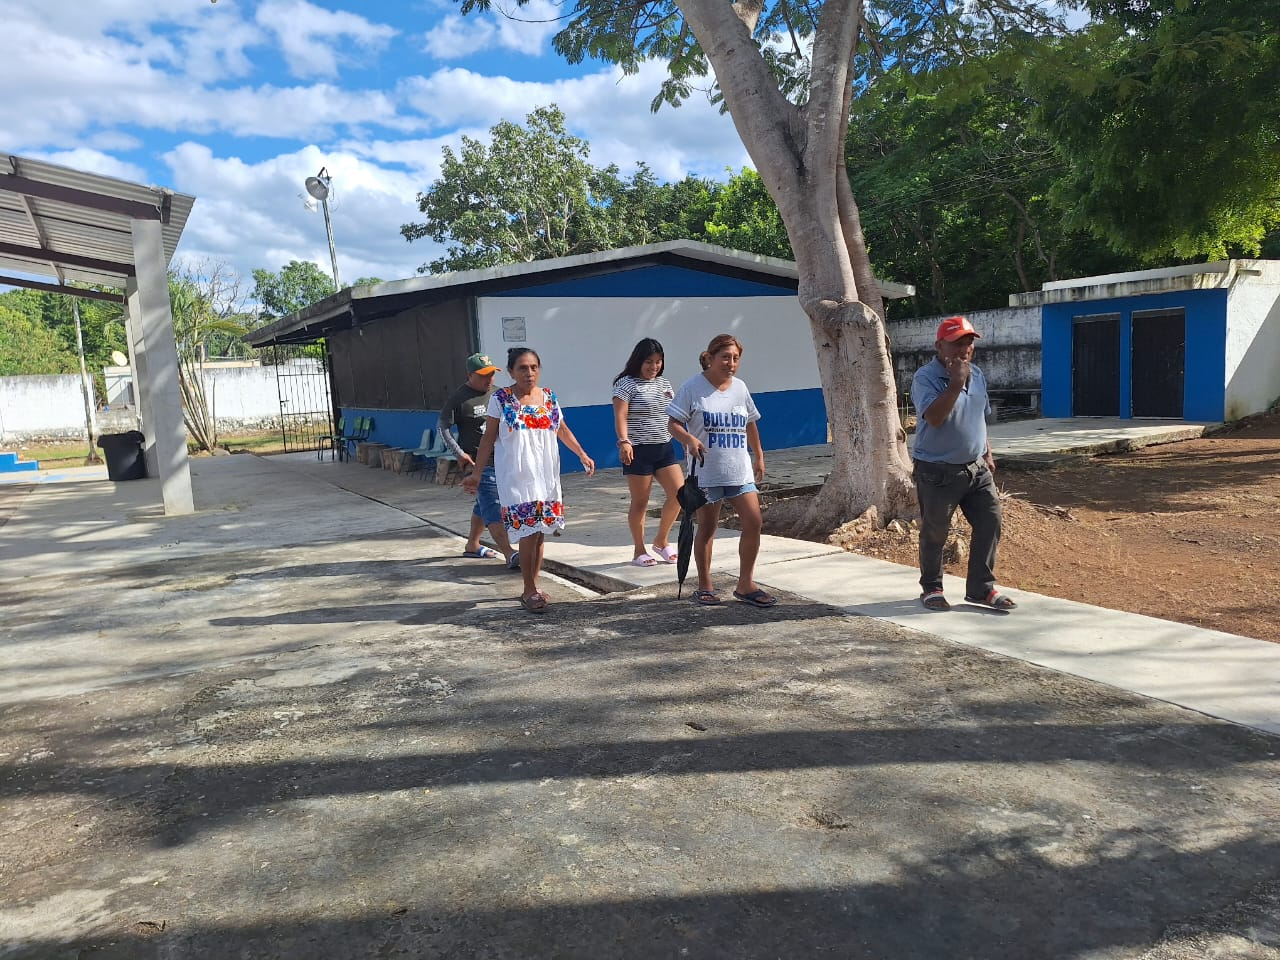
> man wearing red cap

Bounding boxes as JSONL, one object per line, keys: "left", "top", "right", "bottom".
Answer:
{"left": 909, "top": 316, "right": 1016, "bottom": 611}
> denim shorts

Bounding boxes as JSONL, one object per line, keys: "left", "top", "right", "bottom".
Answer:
{"left": 622, "top": 440, "right": 679, "bottom": 477}
{"left": 471, "top": 466, "right": 503, "bottom": 525}
{"left": 702, "top": 481, "right": 758, "bottom": 505}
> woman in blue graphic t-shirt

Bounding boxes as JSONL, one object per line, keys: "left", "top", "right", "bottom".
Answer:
{"left": 667, "top": 333, "right": 777, "bottom": 609}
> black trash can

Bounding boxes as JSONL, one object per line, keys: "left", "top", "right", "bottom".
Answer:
{"left": 97, "top": 431, "right": 147, "bottom": 481}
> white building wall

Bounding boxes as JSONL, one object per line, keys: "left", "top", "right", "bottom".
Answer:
{"left": 887, "top": 306, "right": 1042, "bottom": 400}
{"left": 0, "top": 361, "right": 329, "bottom": 440}
{"left": 475, "top": 295, "right": 820, "bottom": 406}
{"left": 0, "top": 375, "right": 85, "bottom": 439}
{"left": 1223, "top": 263, "right": 1280, "bottom": 420}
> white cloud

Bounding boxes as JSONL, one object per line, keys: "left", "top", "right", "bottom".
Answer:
{"left": 27, "top": 149, "right": 148, "bottom": 184}
{"left": 1, "top": 1, "right": 755, "bottom": 301}
{"left": 421, "top": 0, "right": 560, "bottom": 60}
{"left": 399, "top": 61, "right": 749, "bottom": 181}
{"left": 421, "top": 17, "right": 497, "bottom": 61}
{"left": 163, "top": 142, "right": 438, "bottom": 287}
{"left": 254, "top": 0, "right": 397, "bottom": 79}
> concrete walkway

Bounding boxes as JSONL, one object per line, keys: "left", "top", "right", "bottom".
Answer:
{"left": 3, "top": 417, "right": 1273, "bottom": 736}
{"left": 263, "top": 418, "right": 1278, "bottom": 740}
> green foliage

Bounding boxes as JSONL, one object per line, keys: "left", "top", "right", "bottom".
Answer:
{"left": 847, "top": 62, "right": 1142, "bottom": 314}
{"left": 0, "top": 287, "right": 127, "bottom": 398}
{"left": 1028, "top": 0, "right": 1280, "bottom": 259}
{"left": 704, "top": 169, "right": 792, "bottom": 259}
{"left": 401, "top": 104, "right": 773, "bottom": 271}
{"left": 252, "top": 260, "right": 337, "bottom": 322}
{"left": 0, "top": 297, "right": 79, "bottom": 375}
{"left": 402, "top": 105, "right": 610, "bottom": 272}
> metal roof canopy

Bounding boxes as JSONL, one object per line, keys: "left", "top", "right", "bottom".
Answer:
{"left": 0, "top": 151, "right": 197, "bottom": 516}
{"left": 246, "top": 239, "right": 918, "bottom": 347}
{"left": 0, "top": 151, "right": 194, "bottom": 299}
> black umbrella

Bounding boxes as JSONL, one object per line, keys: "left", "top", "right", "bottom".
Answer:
{"left": 675, "top": 456, "right": 707, "bottom": 599}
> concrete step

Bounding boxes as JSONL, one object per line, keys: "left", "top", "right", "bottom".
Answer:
{"left": 0, "top": 451, "right": 39, "bottom": 473}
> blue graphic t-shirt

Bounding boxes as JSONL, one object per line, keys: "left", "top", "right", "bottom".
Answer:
{"left": 667, "top": 374, "right": 761, "bottom": 487}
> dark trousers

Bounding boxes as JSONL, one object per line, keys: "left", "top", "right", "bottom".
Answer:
{"left": 913, "top": 459, "right": 1002, "bottom": 599}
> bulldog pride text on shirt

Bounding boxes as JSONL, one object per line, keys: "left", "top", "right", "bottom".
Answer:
{"left": 668, "top": 375, "right": 762, "bottom": 487}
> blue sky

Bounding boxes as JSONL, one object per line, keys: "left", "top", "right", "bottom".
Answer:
{"left": 0, "top": 0, "right": 751, "bottom": 293}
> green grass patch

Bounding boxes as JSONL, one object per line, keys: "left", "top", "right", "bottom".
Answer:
{"left": 217, "top": 429, "right": 288, "bottom": 456}
{"left": 4, "top": 428, "right": 293, "bottom": 466}
{"left": 5, "top": 440, "right": 95, "bottom": 466}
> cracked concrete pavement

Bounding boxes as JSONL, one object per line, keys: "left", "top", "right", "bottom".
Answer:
{"left": 0, "top": 455, "right": 1277, "bottom": 959}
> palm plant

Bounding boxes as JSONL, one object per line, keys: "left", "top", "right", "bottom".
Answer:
{"left": 168, "top": 268, "right": 247, "bottom": 452}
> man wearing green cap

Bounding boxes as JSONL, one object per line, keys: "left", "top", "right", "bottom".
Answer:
{"left": 439, "top": 353, "right": 518, "bottom": 568}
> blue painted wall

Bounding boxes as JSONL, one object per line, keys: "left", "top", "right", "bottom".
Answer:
{"left": 339, "top": 408, "right": 438, "bottom": 452}
{"left": 341, "top": 386, "right": 826, "bottom": 473}
{"left": 489, "top": 264, "right": 794, "bottom": 299}
{"left": 1041, "top": 289, "right": 1227, "bottom": 420}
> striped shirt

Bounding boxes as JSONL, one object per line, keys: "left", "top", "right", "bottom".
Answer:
{"left": 612, "top": 376, "right": 675, "bottom": 444}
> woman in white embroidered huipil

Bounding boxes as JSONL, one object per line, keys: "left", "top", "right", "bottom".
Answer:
{"left": 465, "top": 347, "right": 595, "bottom": 613}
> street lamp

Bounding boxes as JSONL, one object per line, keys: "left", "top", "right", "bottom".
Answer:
{"left": 304, "top": 167, "right": 341, "bottom": 290}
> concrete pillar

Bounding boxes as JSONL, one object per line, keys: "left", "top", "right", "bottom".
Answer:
{"left": 123, "top": 284, "right": 152, "bottom": 452}
{"left": 130, "top": 219, "right": 194, "bottom": 516}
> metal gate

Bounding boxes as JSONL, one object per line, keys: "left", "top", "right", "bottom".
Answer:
{"left": 1131, "top": 308, "right": 1185, "bottom": 418}
{"left": 1072, "top": 314, "right": 1121, "bottom": 416}
{"left": 263, "top": 344, "right": 334, "bottom": 453}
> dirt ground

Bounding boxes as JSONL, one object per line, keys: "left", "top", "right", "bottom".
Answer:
{"left": 761, "top": 411, "right": 1280, "bottom": 644}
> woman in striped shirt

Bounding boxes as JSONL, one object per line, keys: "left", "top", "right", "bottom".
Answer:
{"left": 612, "top": 338, "right": 685, "bottom": 566}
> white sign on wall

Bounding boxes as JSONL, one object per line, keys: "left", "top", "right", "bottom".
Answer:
{"left": 501, "top": 316, "right": 527, "bottom": 342}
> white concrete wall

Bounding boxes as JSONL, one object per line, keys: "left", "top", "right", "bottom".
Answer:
{"left": 1, "top": 361, "right": 329, "bottom": 440}
{"left": 1223, "top": 263, "right": 1280, "bottom": 420}
{"left": 886, "top": 306, "right": 1042, "bottom": 397}
{"left": 476, "top": 295, "right": 820, "bottom": 405}
{"left": 0, "top": 375, "right": 85, "bottom": 440}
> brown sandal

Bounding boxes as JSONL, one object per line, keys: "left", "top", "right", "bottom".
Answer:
{"left": 520, "top": 591, "right": 547, "bottom": 613}
{"left": 965, "top": 589, "right": 1015, "bottom": 610}
{"left": 921, "top": 590, "right": 950, "bottom": 611}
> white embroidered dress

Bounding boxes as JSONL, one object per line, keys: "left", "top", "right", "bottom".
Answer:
{"left": 487, "top": 386, "right": 566, "bottom": 541}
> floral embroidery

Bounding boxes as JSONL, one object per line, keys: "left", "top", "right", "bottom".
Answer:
{"left": 496, "top": 386, "right": 561, "bottom": 432}
{"left": 502, "top": 499, "right": 563, "bottom": 530}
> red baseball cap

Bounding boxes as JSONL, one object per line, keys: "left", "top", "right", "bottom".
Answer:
{"left": 936, "top": 316, "right": 981, "bottom": 342}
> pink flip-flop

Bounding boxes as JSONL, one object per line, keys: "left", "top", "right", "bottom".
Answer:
{"left": 630, "top": 554, "right": 659, "bottom": 567}
{"left": 652, "top": 545, "right": 678, "bottom": 564}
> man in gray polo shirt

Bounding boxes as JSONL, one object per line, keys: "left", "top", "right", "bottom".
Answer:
{"left": 910, "top": 315, "right": 1016, "bottom": 612}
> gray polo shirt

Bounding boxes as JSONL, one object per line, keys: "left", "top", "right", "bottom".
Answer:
{"left": 910, "top": 357, "right": 991, "bottom": 464}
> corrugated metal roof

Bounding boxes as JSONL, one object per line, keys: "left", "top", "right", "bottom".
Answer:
{"left": 246, "top": 239, "right": 917, "bottom": 346}
{"left": 0, "top": 151, "right": 195, "bottom": 290}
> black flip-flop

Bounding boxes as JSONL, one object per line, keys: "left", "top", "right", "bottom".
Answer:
{"left": 733, "top": 588, "right": 778, "bottom": 608}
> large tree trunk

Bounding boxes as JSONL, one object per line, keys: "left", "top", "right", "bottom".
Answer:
{"left": 679, "top": 0, "right": 915, "bottom": 534}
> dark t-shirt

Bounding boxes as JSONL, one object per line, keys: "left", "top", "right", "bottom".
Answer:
{"left": 438, "top": 382, "right": 494, "bottom": 458}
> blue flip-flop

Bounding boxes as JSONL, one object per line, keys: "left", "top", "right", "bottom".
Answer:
{"left": 507, "top": 551, "right": 521, "bottom": 570}
{"left": 462, "top": 546, "right": 499, "bottom": 560}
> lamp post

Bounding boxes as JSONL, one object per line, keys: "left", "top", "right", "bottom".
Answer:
{"left": 304, "top": 167, "right": 340, "bottom": 290}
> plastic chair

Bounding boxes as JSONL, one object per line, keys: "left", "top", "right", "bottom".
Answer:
{"left": 343, "top": 416, "right": 371, "bottom": 461}
{"left": 317, "top": 416, "right": 345, "bottom": 460}
{"left": 408, "top": 428, "right": 434, "bottom": 457}
{"left": 416, "top": 426, "right": 458, "bottom": 479}
{"left": 406, "top": 428, "right": 435, "bottom": 475}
